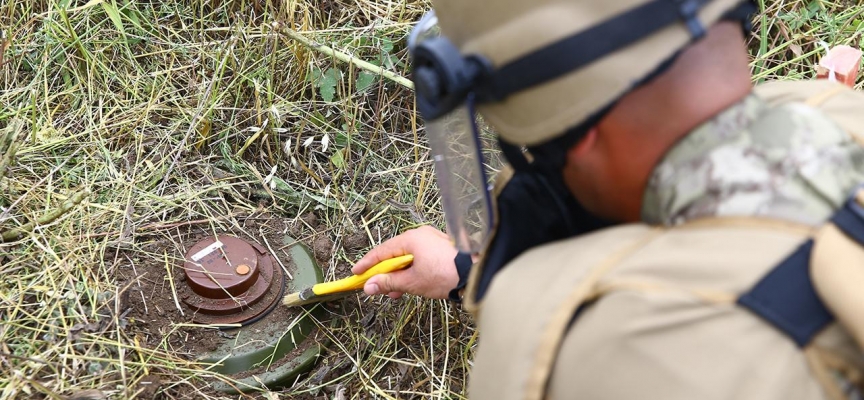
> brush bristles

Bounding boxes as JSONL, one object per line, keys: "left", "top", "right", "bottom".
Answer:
{"left": 282, "top": 291, "right": 303, "bottom": 306}
{"left": 283, "top": 287, "right": 316, "bottom": 307}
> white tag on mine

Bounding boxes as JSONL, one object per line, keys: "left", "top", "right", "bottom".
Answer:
{"left": 190, "top": 240, "right": 224, "bottom": 262}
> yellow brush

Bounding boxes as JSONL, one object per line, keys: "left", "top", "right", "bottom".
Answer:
{"left": 282, "top": 254, "right": 414, "bottom": 307}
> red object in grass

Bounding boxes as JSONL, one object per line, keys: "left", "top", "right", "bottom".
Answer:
{"left": 816, "top": 45, "right": 863, "bottom": 88}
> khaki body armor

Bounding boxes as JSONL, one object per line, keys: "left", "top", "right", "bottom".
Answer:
{"left": 466, "top": 81, "right": 864, "bottom": 400}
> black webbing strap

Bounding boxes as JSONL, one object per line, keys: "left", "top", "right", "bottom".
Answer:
{"left": 738, "top": 192, "right": 864, "bottom": 347}
{"left": 477, "top": 0, "right": 709, "bottom": 101}
{"left": 737, "top": 240, "right": 831, "bottom": 347}
{"left": 830, "top": 193, "right": 864, "bottom": 244}
{"left": 721, "top": 0, "right": 757, "bottom": 32}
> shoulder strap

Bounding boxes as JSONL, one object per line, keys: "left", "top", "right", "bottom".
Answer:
{"left": 467, "top": 225, "right": 663, "bottom": 400}
{"left": 804, "top": 84, "right": 848, "bottom": 107}
{"left": 738, "top": 188, "right": 864, "bottom": 348}
{"left": 737, "top": 240, "right": 832, "bottom": 347}
{"left": 521, "top": 230, "right": 663, "bottom": 400}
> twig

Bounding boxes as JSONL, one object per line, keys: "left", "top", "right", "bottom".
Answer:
{"left": 0, "top": 141, "right": 18, "bottom": 183}
{"left": 0, "top": 147, "right": 83, "bottom": 224}
{"left": 0, "top": 350, "right": 59, "bottom": 367}
{"left": 259, "top": 226, "right": 293, "bottom": 280}
{"left": 0, "top": 30, "right": 8, "bottom": 68}
{"left": 78, "top": 215, "right": 235, "bottom": 239}
{"left": 163, "top": 251, "right": 185, "bottom": 317}
{"left": 277, "top": 25, "right": 414, "bottom": 89}
{"left": 294, "top": 154, "right": 326, "bottom": 187}
{"left": 0, "top": 120, "right": 22, "bottom": 183}
{"left": 0, "top": 189, "right": 89, "bottom": 242}
{"left": 126, "top": 255, "right": 149, "bottom": 315}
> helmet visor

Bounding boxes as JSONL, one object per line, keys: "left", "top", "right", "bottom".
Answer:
{"left": 410, "top": 11, "right": 493, "bottom": 252}
{"left": 426, "top": 101, "right": 493, "bottom": 253}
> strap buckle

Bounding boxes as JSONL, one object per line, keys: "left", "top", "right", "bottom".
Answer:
{"left": 676, "top": 0, "right": 707, "bottom": 39}
{"left": 844, "top": 185, "right": 864, "bottom": 222}
{"left": 829, "top": 184, "right": 864, "bottom": 247}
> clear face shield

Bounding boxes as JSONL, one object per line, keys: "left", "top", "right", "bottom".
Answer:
{"left": 409, "top": 11, "right": 494, "bottom": 253}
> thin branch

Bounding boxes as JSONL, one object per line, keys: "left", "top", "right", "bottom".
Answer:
{"left": 1, "top": 189, "right": 89, "bottom": 242}
{"left": 277, "top": 25, "right": 414, "bottom": 89}
{"left": 0, "top": 119, "right": 22, "bottom": 183}
{"left": 0, "top": 141, "right": 18, "bottom": 183}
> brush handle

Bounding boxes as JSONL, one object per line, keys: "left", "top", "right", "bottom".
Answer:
{"left": 311, "top": 254, "right": 414, "bottom": 295}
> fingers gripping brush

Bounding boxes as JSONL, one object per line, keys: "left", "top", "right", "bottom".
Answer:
{"left": 282, "top": 254, "right": 414, "bottom": 307}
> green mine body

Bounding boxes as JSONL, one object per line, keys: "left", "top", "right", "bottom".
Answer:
{"left": 197, "top": 236, "right": 325, "bottom": 394}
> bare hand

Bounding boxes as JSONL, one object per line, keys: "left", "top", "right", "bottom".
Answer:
{"left": 352, "top": 226, "right": 458, "bottom": 299}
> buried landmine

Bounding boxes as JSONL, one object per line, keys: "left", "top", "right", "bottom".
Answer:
{"left": 123, "top": 228, "right": 326, "bottom": 394}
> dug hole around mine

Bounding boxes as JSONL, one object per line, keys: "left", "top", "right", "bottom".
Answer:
{"left": 173, "top": 234, "right": 324, "bottom": 394}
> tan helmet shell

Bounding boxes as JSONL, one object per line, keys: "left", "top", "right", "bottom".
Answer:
{"left": 432, "top": 0, "right": 743, "bottom": 146}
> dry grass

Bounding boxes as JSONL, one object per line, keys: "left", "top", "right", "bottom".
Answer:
{"left": 0, "top": 0, "right": 862, "bottom": 399}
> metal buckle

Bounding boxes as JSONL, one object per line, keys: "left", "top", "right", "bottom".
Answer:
{"left": 677, "top": 0, "right": 707, "bottom": 39}
{"left": 845, "top": 184, "right": 864, "bottom": 222}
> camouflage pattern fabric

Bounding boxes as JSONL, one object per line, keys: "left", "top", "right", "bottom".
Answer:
{"left": 642, "top": 94, "right": 864, "bottom": 226}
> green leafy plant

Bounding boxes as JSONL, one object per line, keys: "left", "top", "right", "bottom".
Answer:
{"left": 311, "top": 66, "right": 342, "bottom": 102}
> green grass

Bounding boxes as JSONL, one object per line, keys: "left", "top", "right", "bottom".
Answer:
{"left": 0, "top": 0, "right": 862, "bottom": 399}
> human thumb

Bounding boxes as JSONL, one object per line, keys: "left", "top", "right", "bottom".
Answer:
{"left": 364, "top": 273, "right": 400, "bottom": 296}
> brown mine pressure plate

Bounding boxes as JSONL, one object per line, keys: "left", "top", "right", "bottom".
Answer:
{"left": 180, "top": 235, "right": 285, "bottom": 325}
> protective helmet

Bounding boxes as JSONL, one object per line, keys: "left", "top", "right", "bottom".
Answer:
{"left": 409, "top": 0, "right": 755, "bottom": 252}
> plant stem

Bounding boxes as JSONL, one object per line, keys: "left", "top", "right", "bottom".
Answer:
{"left": 0, "top": 142, "right": 18, "bottom": 183}
{"left": 278, "top": 25, "right": 414, "bottom": 89}
{"left": 0, "top": 121, "right": 21, "bottom": 183}
{"left": 1, "top": 189, "right": 89, "bottom": 242}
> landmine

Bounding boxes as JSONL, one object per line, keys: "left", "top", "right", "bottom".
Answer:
{"left": 177, "top": 234, "right": 324, "bottom": 393}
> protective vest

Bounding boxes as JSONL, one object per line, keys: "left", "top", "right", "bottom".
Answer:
{"left": 465, "top": 80, "right": 864, "bottom": 400}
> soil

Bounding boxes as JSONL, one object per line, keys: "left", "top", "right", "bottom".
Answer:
{"left": 342, "top": 231, "right": 368, "bottom": 253}
{"left": 300, "top": 212, "right": 320, "bottom": 230}
{"left": 311, "top": 234, "right": 333, "bottom": 265}
{"left": 289, "top": 211, "right": 370, "bottom": 277}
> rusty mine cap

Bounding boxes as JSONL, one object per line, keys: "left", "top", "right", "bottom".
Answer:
{"left": 193, "top": 235, "right": 326, "bottom": 395}
{"left": 180, "top": 235, "right": 285, "bottom": 325}
{"left": 184, "top": 236, "right": 260, "bottom": 298}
